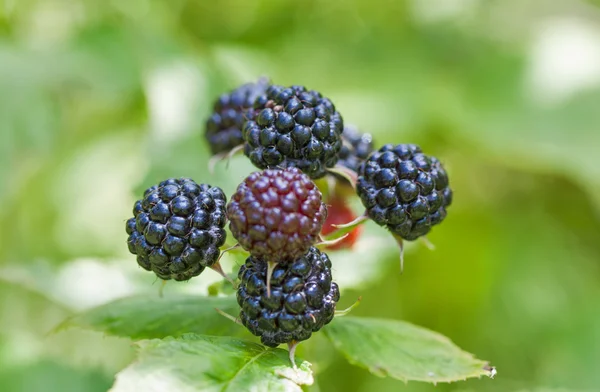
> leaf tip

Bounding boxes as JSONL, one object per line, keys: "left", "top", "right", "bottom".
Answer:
{"left": 371, "top": 365, "right": 390, "bottom": 378}
{"left": 483, "top": 364, "right": 497, "bottom": 379}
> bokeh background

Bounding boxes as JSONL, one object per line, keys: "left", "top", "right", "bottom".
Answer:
{"left": 2, "top": 0, "right": 600, "bottom": 391}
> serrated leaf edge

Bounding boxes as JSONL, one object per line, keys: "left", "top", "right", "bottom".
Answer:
{"left": 324, "top": 317, "right": 495, "bottom": 384}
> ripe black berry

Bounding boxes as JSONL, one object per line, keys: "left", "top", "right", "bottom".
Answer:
{"left": 356, "top": 144, "right": 452, "bottom": 241}
{"left": 227, "top": 168, "right": 326, "bottom": 262}
{"left": 338, "top": 125, "right": 374, "bottom": 173}
{"left": 237, "top": 247, "right": 339, "bottom": 347}
{"left": 205, "top": 80, "right": 268, "bottom": 155}
{"left": 242, "top": 84, "right": 344, "bottom": 179}
{"left": 126, "top": 178, "right": 228, "bottom": 281}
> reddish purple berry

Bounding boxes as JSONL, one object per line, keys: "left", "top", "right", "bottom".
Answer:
{"left": 227, "top": 167, "right": 327, "bottom": 262}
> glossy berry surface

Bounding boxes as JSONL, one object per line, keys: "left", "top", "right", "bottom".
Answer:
{"left": 205, "top": 80, "right": 268, "bottom": 155}
{"left": 126, "top": 178, "right": 227, "bottom": 281}
{"left": 227, "top": 168, "right": 327, "bottom": 262}
{"left": 337, "top": 125, "right": 374, "bottom": 174}
{"left": 243, "top": 84, "right": 344, "bottom": 179}
{"left": 237, "top": 246, "right": 339, "bottom": 347}
{"left": 356, "top": 144, "right": 452, "bottom": 241}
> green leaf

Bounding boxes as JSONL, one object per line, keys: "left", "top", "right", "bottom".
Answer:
{"left": 0, "top": 360, "right": 112, "bottom": 392}
{"left": 111, "top": 334, "right": 313, "bottom": 392}
{"left": 58, "top": 294, "right": 240, "bottom": 340}
{"left": 324, "top": 316, "right": 495, "bottom": 383}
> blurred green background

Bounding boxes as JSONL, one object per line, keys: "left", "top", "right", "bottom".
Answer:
{"left": 1, "top": 0, "right": 600, "bottom": 391}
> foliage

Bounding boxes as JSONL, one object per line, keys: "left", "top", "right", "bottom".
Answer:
{"left": 111, "top": 335, "right": 313, "bottom": 392}
{"left": 59, "top": 294, "right": 494, "bottom": 388}
{"left": 324, "top": 317, "right": 493, "bottom": 383}
{"left": 57, "top": 295, "right": 240, "bottom": 340}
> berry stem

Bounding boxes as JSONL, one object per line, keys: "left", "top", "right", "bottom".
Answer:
{"left": 335, "top": 296, "right": 362, "bottom": 316}
{"left": 225, "top": 144, "right": 245, "bottom": 169}
{"left": 210, "top": 262, "right": 237, "bottom": 288}
{"left": 215, "top": 308, "right": 242, "bottom": 325}
{"left": 324, "top": 213, "right": 368, "bottom": 243}
{"left": 341, "top": 136, "right": 354, "bottom": 150}
{"left": 421, "top": 236, "right": 435, "bottom": 251}
{"left": 266, "top": 261, "right": 278, "bottom": 298}
{"left": 218, "top": 243, "right": 242, "bottom": 259}
{"left": 158, "top": 279, "right": 167, "bottom": 298}
{"left": 208, "top": 152, "right": 227, "bottom": 175}
{"left": 287, "top": 340, "right": 299, "bottom": 369}
{"left": 331, "top": 213, "right": 368, "bottom": 230}
{"left": 392, "top": 234, "right": 405, "bottom": 274}
{"left": 327, "top": 165, "right": 358, "bottom": 189}
{"left": 316, "top": 233, "right": 350, "bottom": 249}
{"left": 207, "top": 144, "right": 244, "bottom": 174}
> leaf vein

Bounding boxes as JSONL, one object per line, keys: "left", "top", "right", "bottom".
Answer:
{"left": 221, "top": 348, "right": 269, "bottom": 392}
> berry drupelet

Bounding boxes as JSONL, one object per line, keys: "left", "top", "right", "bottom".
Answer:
{"left": 126, "top": 178, "right": 228, "bottom": 281}
{"left": 243, "top": 84, "right": 344, "bottom": 179}
{"left": 205, "top": 79, "right": 268, "bottom": 155}
{"left": 227, "top": 167, "right": 327, "bottom": 262}
{"left": 337, "top": 125, "right": 374, "bottom": 174}
{"left": 356, "top": 144, "right": 452, "bottom": 241}
{"left": 237, "top": 246, "right": 339, "bottom": 347}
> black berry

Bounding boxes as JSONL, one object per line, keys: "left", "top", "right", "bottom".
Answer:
{"left": 356, "top": 144, "right": 452, "bottom": 240}
{"left": 237, "top": 247, "right": 339, "bottom": 347}
{"left": 205, "top": 79, "right": 268, "bottom": 155}
{"left": 338, "top": 125, "right": 374, "bottom": 173}
{"left": 126, "top": 178, "right": 227, "bottom": 281}
{"left": 243, "top": 84, "right": 344, "bottom": 179}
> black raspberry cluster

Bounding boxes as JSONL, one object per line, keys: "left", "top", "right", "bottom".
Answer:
{"left": 228, "top": 167, "right": 337, "bottom": 349}
{"left": 124, "top": 78, "right": 453, "bottom": 361}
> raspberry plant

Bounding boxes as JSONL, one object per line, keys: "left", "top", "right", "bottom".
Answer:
{"left": 59, "top": 80, "right": 496, "bottom": 390}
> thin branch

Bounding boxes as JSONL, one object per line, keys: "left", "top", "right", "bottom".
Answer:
{"left": 215, "top": 308, "right": 242, "bottom": 325}
{"left": 335, "top": 296, "right": 362, "bottom": 316}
